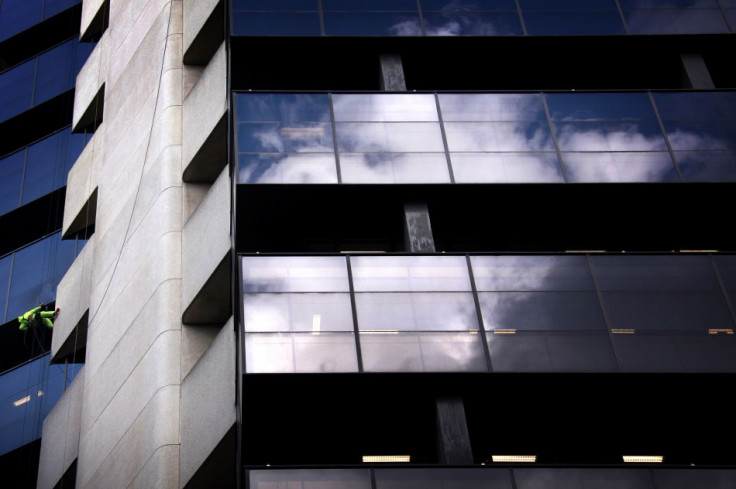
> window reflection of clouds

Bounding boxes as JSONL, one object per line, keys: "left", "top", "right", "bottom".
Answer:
{"left": 451, "top": 153, "right": 563, "bottom": 183}
{"left": 351, "top": 255, "right": 471, "bottom": 292}
{"left": 245, "top": 333, "right": 359, "bottom": 373}
{"left": 360, "top": 331, "right": 487, "bottom": 372}
{"left": 241, "top": 256, "right": 349, "bottom": 292}
{"left": 355, "top": 292, "right": 478, "bottom": 331}
{"left": 471, "top": 256, "right": 606, "bottom": 332}
{"left": 340, "top": 153, "right": 450, "bottom": 183}
{"left": 238, "top": 153, "right": 338, "bottom": 183}
{"left": 243, "top": 293, "right": 353, "bottom": 332}
{"left": 563, "top": 151, "right": 678, "bottom": 182}
{"left": 423, "top": 12, "right": 523, "bottom": 36}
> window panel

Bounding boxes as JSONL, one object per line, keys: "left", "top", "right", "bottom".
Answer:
{"left": 232, "top": 12, "right": 321, "bottom": 35}
{"left": 471, "top": 255, "right": 596, "bottom": 292}
{"left": 236, "top": 93, "right": 331, "bottom": 123}
{"left": 440, "top": 93, "right": 547, "bottom": 122}
{"left": 324, "top": 12, "right": 423, "bottom": 36}
{"left": 351, "top": 256, "right": 471, "bottom": 292}
{"left": 34, "top": 40, "right": 76, "bottom": 106}
{"left": 590, "top": 255, "right": 734, "bottom": 332}
{"left": 336, "top": 122, "right": 445, "bottom": 153}
{"left": 245, "top": 332, "right": 359, "bottom": 373}
{"left": 653, "top": 469, "right": 736, "bottom": 489}
{"left": 339, "top": 153, "right": 451, "bottom": 183}
{"left": 323, "top": 0, "right": 418, "bottom": 11}
{"left": 238, "top": 153, "right": 338, "bottom": 183}
{"left": 623, "top": 8, "right": 728, "bottom": 34}
{"left": 355, "top": 292, "right": 479, "bottom": 332}
{"left": 613, "top": 331, "right": 736, "bottom": 372}
{"left": 241, "top": 256, "right": 349, "bottom": 292}
{"left": 520, "top": 0, "right": 618, "bottom": 9}
{"left": 237, "top": 122, "right": 334, "bottom": 153}
{"left": 243, "top": 293, "right": 353, "bottom": 332}
{"left": 0, "top": 59, "right": 36, "bottom": 122}
{"left": 0, "top": 151, "right": 26, "bottom": 216}
{"left": 675, "top": 151, "right": 736, "bottom": 181}
{"left": 444, "top": 122, "right": 554, "bottom": 152}
{"left": 249, "top": 469, "right": 372, "bottom": 489}
{"left": 522, "top": 11, "right": 626, "bottom": 35}
{"left": 423, "top": 11, "right": 523, "bottom": 35}
{"left": 478, "top": 292, "right": 606, "bottom": 331}
{"left": 232, "top": 0, "right": 318, "bottom": 9}
{"left": 22, "top": 131, "right": 68, "bottom": 204}
{"left": 514, "top": 467, "right": 655, "bottom": 489}
{"left": 562, "top": 151, "right": 678, "bottom": 182}
{"left": 421, "top": 0, "right": 518, "bottom": 9}
{"left": 360, "top": 331, "right": 487, "bottom": 372}
{"left": 0, "top": 257, "right": 10, "bottom": 323}
{"left": 451, "top": 153, "right": 563, "bottom": 183}
{"left": 375, "top": 467, "right": 513, "bottom": 489}
{"left": 487, "top": 331, "right": 618, "bottom": 372}
{"left": 333, "top": 94, "right": 438, "bottom": 122}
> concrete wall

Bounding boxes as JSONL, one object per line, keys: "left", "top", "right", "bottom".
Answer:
{"left": 182, "top": 40, "right": 227, "bottom": 182}
{"left": 180, "top": 319, "right": 236, "bottom": 488}
{"left": 74, "top": 1, "right": 185, "bottom": 487}
{"left": 37, "top": 370, "right": 85, "bottom": 489}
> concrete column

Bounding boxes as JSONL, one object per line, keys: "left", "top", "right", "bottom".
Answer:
{"left": 379, "top": 53, "right": 407, "bottom": 91}
{"left": 404, "top": 202, "right": 436, "bottom": 253}
{"left": 680, "top": 53, "right": 715, "bottom": 89}
{"left": 436, "top": 397, "right": 474, "bottom": 465}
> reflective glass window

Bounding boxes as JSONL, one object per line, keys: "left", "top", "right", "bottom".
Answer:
{"left": 487, "top": 330, "right": 618, "bottom": 372}
{"left": 590, "top": 255, "right": 734, "bottom": 332}
{"left": 323, "top": 0, "right": 418, "bottom": 9}
{"left": 324, "top": 13, "right": 423, "bottom": 36}
{"left": 22, "top": 130, "right": 79, "bottom": 204}
{"left": 421, "top": 0, "right": 518, "bottom": 8}
{"left": 231, "top": 0, "right": 320, "bottom": 35}
{"left": 674, "top": 151, "right": 736, "bottom": 182}
{"left": 547, "top": 93, "right": 675, "bottom": 182}
{"left": 333, "top": 94, "right": 448, "bottom": 182}
{"left": 623, "top": 8, "right": 728, "bottom": 34}
{"left": 471, "top": 255, "right": 606, "bottom": 332}
{"left": 375, "top": 467, "right": 513, "bottom": 488}
{"left": 653, "top": 469, "right": 736, "bottom": 489}
{"left": 0, "top": 59, "right": 35, "bottom": 122}
{"left": 351, "top": 255, "right": 471, "bottom": 292}
{"left": 712, "top": 255, "right": 736, "bottom": 308}
{"left": 242, "top": 257, "right": 357, "bottom": 373}
{"left": 0, "top": 256, "right": 11, "bottom": 323}
{"left": 34, "top": 40, "right": 76, "bottom": 106}
{"left": 232, "top": 12, "right": 321, "bottom": 35}
{"left": 360, "top": 330, "right": 487, "bottom": 372}
{"left": 0, "top": 355, "right": 83, "bottom": 456}
{"left": 242, "top": 256, "right": 349, "bottom": 292}
{"left": 514, "top": 467, "right": 655, "bottom": 489}
{"left": 236, "top": 94, "right": 336, "bottom": 183}
{"left": 520, "top": 0, "right": 618, "bottom": 9}
{"left": 245, "top": 332, "right": 359, "bottom": 373}
{"left": 5, "top": 233, "right": 77, "bottom": 320}
{"left": 440, "top": 94, "right": 558, "bottom": 181}
{"left": 0, "top": 0, "right": 44, "bottom": 42}
{"left": 0, "top": 151, "right": 26, "bottom": 216}
{"left": 653, "top": 92, "right": 736, "bottom": 158}
{"left": 613, "top": 330, "right": 736, "bottom": 372}
{"left": 249, "top": 469, "right": 372, "bottom": 489}
{"left": 352, "top": 256, "right": 484, "bottom": 372}
{"left": 522, "top": 11, "right": 626, "bottom": 35}
{"left": 423, "top": 10, "right": 523, "bottom": 36}
{"left": 450, "top": 153, "right": 563, "bottom": 183}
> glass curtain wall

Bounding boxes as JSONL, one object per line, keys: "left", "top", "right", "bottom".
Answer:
{"left": 235, "top": 91, "right": 736, "bottom": 184}
{"left": 241, "top": 254, "right": 736, "bottom": 373}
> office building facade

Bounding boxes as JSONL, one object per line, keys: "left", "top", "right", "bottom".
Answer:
{"left": 21, "top": 0, "right": 736, "bottom": 488}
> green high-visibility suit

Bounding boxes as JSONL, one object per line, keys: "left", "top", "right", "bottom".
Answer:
{"left": 18, "top": 305, "right": 57, "bottom": 331}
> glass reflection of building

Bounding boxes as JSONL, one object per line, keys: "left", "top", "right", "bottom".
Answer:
{"left": 0, "top": 1, "right": 89, "bottom": 487}
{"left": 232, "top": 1, "right": 736, "bottom": 488}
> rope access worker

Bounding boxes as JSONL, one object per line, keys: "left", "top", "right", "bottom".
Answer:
{"left": 18, "top": 303, "right": 60, "bottom": 331}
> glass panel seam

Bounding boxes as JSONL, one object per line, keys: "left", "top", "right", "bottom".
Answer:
{"left": 467, "top": 255, "right": 493, "bottom": 371}
{"left": 586, "top": 254, "right": 624, "bottom": 372}
{"left": 434, "top": 93, "right": 456, "bottom": 183}
{"left": 648, "top": 91, "right": 685, "bottom": 182}
{"left": 346, "top": 256, "right": 365, "bottom": 372}
{"left": 540, "top": 93, "right": 569, "bottom": 183}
